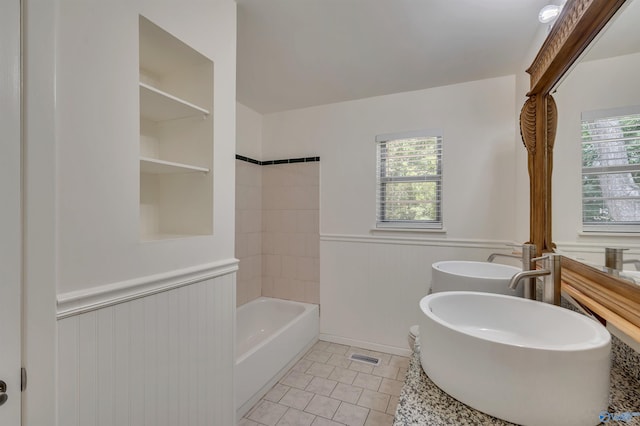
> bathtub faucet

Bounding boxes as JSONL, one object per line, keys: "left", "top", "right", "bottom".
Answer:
{"left": 508, "top": 247, "right": 561, "bottom": 305}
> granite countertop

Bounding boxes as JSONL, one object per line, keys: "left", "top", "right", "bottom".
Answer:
{"left": 394, "top": 335, "right": 640, "bottom": 426}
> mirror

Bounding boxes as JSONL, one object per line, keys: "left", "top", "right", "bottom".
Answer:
{"left": 552, "top": 0, "right": 640, "bottom": 281}
{"left": 522, "top": 0, "right": 640, "bottom": 342}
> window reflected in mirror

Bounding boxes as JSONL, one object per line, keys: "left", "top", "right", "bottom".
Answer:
{"left": 581, "top": 106, "right": 640, "bottom": 232}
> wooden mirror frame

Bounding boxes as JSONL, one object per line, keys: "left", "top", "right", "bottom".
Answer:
{"left": 522, "top": 0, "right": 640, "bottom": 342}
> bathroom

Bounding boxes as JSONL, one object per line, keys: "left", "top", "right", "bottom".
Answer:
{"left": 2, "top": 0, "right": 639, "bottom": 425}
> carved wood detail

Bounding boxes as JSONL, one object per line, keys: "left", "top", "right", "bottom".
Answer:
{"left": 546, "top": 95, "right": 557, "bottom": 151}
{"left": 522, "top": 0, "right": 640, "bottom": 343}
{"left": 527, "top": 0, "right": 626, "bottom": 94}
{"left": 519, "top": 95, "right": 536, "bottom": 154}
{"left": 524, "top": 0, "right": 627, "bottom": 251}
{"left": 527, "top": 0, "right": 594, "bottom": 91}
{"left": 546, "top": 95, "right": 557, "bottom": 252}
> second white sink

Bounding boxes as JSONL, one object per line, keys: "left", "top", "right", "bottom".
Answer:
{"left": 431, "top": 260, "right": 523, "bottom": 296}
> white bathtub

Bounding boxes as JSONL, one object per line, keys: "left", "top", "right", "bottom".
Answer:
{"left": 236, "top": 297, "right": 319, "bottom": 417}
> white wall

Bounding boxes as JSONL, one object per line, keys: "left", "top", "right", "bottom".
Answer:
{"left": 553, "top": 52, "right": 640, "bottom": 263}
{"left": 56, "top": 0, "right": 237, "bottom": 295}
{"left": 1, "top": 2, "right": 23, "bottom": 424}
{"left": 260, "top": 76, "right": 519, "bottom": 352}
{"left": 25, "top": 0, "right": 237, "bottom": 423}
{"left": 23, "top": 0, "right": 59, "bottom": 422}
{"left": 264, "top": 76, "right": 517, "bottom": 239}
{"left": 237, "top": 103, "right": 263, "bottom": 159}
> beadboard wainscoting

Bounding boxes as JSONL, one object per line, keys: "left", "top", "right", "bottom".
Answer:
{"left": 57, "top": 261, "right": 237, "bottom": 426}
{"left": 320, "top": 235, "right": 520, "bottom": 355}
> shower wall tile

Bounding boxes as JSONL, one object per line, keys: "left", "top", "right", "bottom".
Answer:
{"left": 236, "top": 160, "right": 263, "bottom": 306}
{"left": 236, "top": 159, "right": 320, "bottom": 306}
{"left": 262, "top": 162, "right": 320, "bottom": 304}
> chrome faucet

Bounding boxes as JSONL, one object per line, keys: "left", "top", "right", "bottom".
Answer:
{"left": 604, "top": 247, "right": 627, "bottom": 271}
{"left": 603, "top": 247, "right": 640, "bottom": 275}
{"left": 623, "top": 259, "right": 640, "bottom": 271}
{"left": 508, "top": 244, "right": 561, "bottom": 305}
{"left": 487, "top": 253, "right": 522, "bottom": 263}
{"left": 519, "top": 244, "right": 538, "bottom": 300}
{"left": 508, "top": 268, "right": 549, "bottom": 293}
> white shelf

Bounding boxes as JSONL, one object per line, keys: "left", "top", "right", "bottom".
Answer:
{"left": 140, "top": 233, "right": 198, "bottom": 242}
{"left": 140, "top": 156, "right": 209, "bottom": 174}
{"left": 139, "top": 16, "right": 213, "bottom": 239}
{"left": 139, "top": 82, "right": 209, "bottom": 122}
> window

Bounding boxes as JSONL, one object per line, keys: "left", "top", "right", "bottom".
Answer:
{"left": 376, "top": 130, "right": 443, "bottom": 229}
{"left": 581, "top": 106, "right": 640, "bottom": 232}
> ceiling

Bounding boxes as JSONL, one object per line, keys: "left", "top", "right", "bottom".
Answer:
{"left": 236, "top": 0, "right": 552, "bottom": 114}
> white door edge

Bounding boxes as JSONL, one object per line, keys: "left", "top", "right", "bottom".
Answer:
{"left": 0, "top": 0, "right": 23, "bottom": 424}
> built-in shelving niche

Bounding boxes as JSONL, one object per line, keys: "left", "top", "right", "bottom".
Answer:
{"left": 139, "top": 15, "right": 213, "bottom": 241}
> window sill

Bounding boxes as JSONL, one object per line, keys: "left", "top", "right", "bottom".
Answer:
{"left": 578, "top": 231, "right": 640, "bottom": 238}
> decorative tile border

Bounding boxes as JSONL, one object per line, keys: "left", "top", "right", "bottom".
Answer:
{"left": 235, "top": 154, "right": 320, "bottom": 166}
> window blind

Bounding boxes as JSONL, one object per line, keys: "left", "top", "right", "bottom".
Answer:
{"left": 581, "top": 106, "right": 640, "bottom": 232}
{"left": 376, "top": 130, "right": 443, "bottom": 228}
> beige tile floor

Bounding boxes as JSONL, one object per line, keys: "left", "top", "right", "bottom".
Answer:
{"left": 238, "top": 340, "right": 409, "bottom": 426}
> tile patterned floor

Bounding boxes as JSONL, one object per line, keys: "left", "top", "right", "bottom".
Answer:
{"left": 238, "top": 340, "right": 410, "bottom": 426}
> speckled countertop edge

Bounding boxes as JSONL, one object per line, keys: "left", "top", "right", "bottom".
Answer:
{"left": 394, "top": 315, "right": 640, "bottom": 426}
{"left": 393, "top": 348, "right": 517, "bottom": 426}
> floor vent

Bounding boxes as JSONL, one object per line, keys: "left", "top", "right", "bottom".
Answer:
{"left": 349, "top": 353, "right": 380, "bottom": 366}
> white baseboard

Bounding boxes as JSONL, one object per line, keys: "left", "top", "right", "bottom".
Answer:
{"left": 319, "top": 333, "right": 412, "bottom": 357}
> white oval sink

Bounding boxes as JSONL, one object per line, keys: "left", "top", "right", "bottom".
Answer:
{"left": 419, "top": 291, "right": 611, "bottom": 426}
{"left": 431, "top": 260, "right": 523, "bottom": 297}
{"left": 620, "top": 269, "right": 640, "bottom": 285}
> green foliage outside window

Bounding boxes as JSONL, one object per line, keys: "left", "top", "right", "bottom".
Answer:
{"left": 378, "top": 137, "right": 442, "bottom": 224}
{"left": 582, "top": 115, "right": 640, "bottom": 225}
